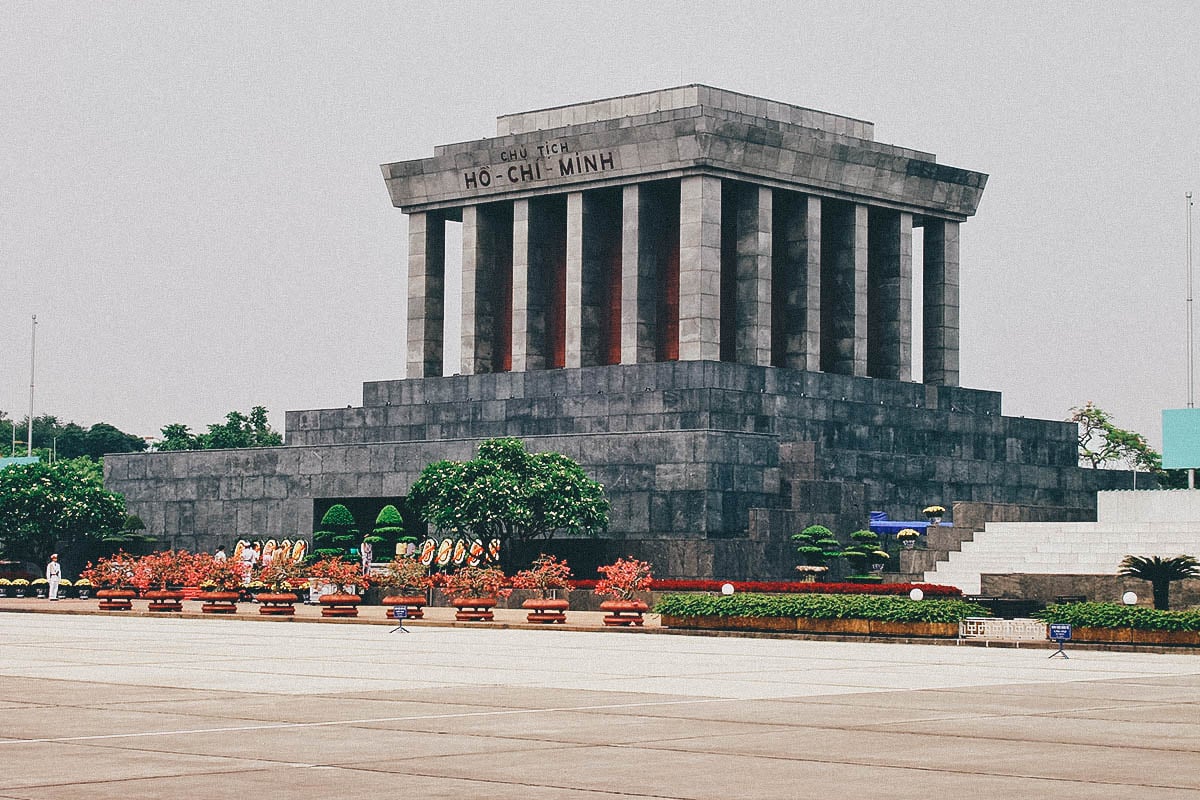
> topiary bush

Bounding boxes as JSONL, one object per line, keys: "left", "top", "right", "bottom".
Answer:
{"left": 372, "top": 504, "right": 406, "bottom": 550}
{"left": 1036, "top": 602, "right": 1200, "bottom": 632}
{"left": 654, "top": 593, "right": 989, "bottom": 623}
{"left": 314, "top": 504, "right": 358, "bottom": 559}
{"left": 791, "top": 525, "right": 842, "bottom": 568}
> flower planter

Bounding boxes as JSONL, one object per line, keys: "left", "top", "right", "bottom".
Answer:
{"left": 382, "top": 594, "right": 426, "bottom": 620}
{"left": 319, "top": 592, "right": 361, "bottom": 618}
{"left": 660, "top": 614, "right": 795, "bottom": 633}
{"left": 1130, "top": 629, "right": 1200, "bottom": 646}
{"left": 145, "top": 590, "right": 185, "bottom": 612}
{"left": 522, "top": 597, "right": 569, "bottom": 624}
{"left": 801, "top": 617, "right": 871, "bottom": 635}
{"left": 13, "top": 587, "right": 27, "bottom": 598}
{"left": 199, "top": 591, "right": 240, "bottom": 614}
{"left": 34, "top": 586, "right": 47, "bottom": 598}
{"left": 96, "top": 589, "right": 136, "bottom": 611}
{"left": 1067, "top": 626, "right": 1200, "bottom": 646}
{"left": 867, "top": 620, "right": 959, "bottom": 638}
{"left": 257, "top": 592, "right": 298, "bottom": 616}
{"left": 452, "top": 596, "right": 496, "bottom": 622}
{"left": 599, "top": 599, "right": 648, "bottom": 627}
{"left": 661, "top": 615, "right": 958, "bottom": 638}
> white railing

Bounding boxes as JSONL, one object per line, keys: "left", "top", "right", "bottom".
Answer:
{"left": 958, "top": 617, "right": 1047, "bottom": 646}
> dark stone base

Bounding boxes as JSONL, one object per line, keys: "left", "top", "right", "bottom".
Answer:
{"left": 104, "top": 362, "right": 1129, "bottom": 581}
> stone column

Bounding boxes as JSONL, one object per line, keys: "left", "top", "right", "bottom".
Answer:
{"left": 736, "top": 186, "right": 772, "bottom": 366}
{"left": 772, "top": 193, "right": 820, "bottom": 370}
{"left": 923, "top": 219, "right": 960, "bottom": 386}
{"left": 460, "top": 204, "right": 481, "bottom": 375}
{"left": 406, "top": 211, "right": 445, "bottom": 378}
{"left": 820, "top": 200, "right": 868, "bottom": 376}
{"left": 565, "top": 192, "right": 584, "bottom": 368}
{"left": 460, "top": 202, "right": 513, "bottom": 375}
{"left": 867, "top": 209, "right": 912, "bottom": 381}
{"left": 578, "top": 188, "right": 622, "bottom": 367}
{"left": 678, "top": 175, "right": 722, "bottom": 361}
{"left": 510, "top": 199, "right": 531, "bottom": 372}
{"left": 621, "top": 184, "right": 656, "bottom": 363}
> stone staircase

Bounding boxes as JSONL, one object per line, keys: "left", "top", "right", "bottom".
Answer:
{"left": 922, "top": 491, "right": 1200, "bottom": 594}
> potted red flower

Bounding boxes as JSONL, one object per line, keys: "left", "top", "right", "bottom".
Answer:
{"left": 379, "top": 557, "right": 432, "bottom": 620}
{"left": 81, "top": 553, "right": 138, "bottom": 610}
{"left": 257, "top": 558, "right": 308, "bottom": 615}
{"left": 511, "top": 554, "right": 574, "bottom": 624}
{"left": 133, "top": 550, "right": 199, "bottom": 612}
{"left": 307, "top": 557, "right": 369, "bottom": 617}
{"left": 594, "top": 557, "right": 654, "bottom": 626}
{"left": 443, "top": 565, "right": 511, "bottom": 621}
{"left": 193, "top": 554, "right": 247, "bottom": 613}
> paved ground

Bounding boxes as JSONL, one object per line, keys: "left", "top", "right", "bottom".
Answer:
{"left": 0, "top": 610, "right": 1197, "bottom": 798}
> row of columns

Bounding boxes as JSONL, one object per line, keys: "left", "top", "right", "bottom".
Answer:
{"left": 407, "top": 176, "right": 960, "bottom": 385}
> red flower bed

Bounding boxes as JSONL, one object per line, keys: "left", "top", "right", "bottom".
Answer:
{"left": 571, "top": 578, "right": 961, "bottom": 597}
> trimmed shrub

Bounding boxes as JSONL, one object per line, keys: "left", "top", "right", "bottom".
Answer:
{"left": 654, "top": 593, "right": 989, "bottom": 623}
{"left": 1036, "top": 602, "right": 1200, "bottom": 632}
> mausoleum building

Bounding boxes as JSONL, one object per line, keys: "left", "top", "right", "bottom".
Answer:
{"left": 105, "top": 87, "right": 1126, "bottom": 580}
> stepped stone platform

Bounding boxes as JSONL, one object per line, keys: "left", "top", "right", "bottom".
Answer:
{"left": 105, "top": 362, "right": 1128, "bottom": 581}
{"left": 924, "top": 490, "right": 1200, "bottom": 597}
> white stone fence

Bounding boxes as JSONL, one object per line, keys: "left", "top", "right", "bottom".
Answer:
{"left": 958, "top": 617, "right": 1048, "bottom": 646}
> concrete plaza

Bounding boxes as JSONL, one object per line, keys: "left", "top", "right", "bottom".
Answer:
{"left": 0, "top": 611, "right": 1197, "bottom": 798}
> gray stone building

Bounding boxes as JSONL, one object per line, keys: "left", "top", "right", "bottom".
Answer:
{"left": 105, "top": 86, "right": 1125, "bottom": 579}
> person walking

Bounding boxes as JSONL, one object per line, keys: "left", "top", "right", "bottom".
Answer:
{"left": 214, "top": 545, "right": 227, "bottom": 562}
{"left": 46, "top": 554, "right": 62, "bottom": 601}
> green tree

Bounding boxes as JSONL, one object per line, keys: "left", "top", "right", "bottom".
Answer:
{"left": 1070, "top": 402, "right": 1160, "bottom": 472}
{"left": 372, "top": 504, "right": 408, "bottom": 550}
{"left": 842, "top": 529, "right": 887, "bottom": 575}
{"left": 0, "top": 457, "right": 128, "bottom": 566}
{"left": 0, "top": 413, "right": 146, "bottom": 460}
{"left": 1118, "top": 554, "right": 1200, "bottom": 611}
{"left": 408, "top": 438, "right": 609, "bottom": 569}
{"left": 313, "top": 503, "right": 358, "bottom": 559}
{"left": 156, "top": 406, "right": 282, "bottom": 451}
{"left": 791, "top": 524, "right": 842, "bottom": 568}
{"left": 156, "top": 423, "right": 199, "bottom": 451}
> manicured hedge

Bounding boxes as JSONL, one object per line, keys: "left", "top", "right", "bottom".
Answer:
{"left": 1037, "top": 603, "right": 1200, "bottom": 632}
{"left": 653, "top": 593, "right": 989, "bottom": 623}
{"left": 573, "top": 579, "right": 963, "bottom": 597}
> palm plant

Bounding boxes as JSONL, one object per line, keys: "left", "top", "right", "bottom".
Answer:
{"left": 1118, "top": 554, "right": 1200, "bottom": 610}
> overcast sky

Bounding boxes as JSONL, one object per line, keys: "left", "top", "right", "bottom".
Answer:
{"left": 2, "top": 2, "right": 1197, "bottom": 449}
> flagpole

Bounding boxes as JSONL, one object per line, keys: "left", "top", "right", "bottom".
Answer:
{"left": 27, "top": 315, "right": 36, "bottom": 457}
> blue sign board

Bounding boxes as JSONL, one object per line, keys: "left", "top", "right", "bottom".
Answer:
{"left": 1163, "top": 409, "right": 1200, "bottom": 469}
{"left": 1048, "top": 623, "right": 1071, "bottom": 641}
{"left": 393, "top": 605, "right": 408, "bottom": 619}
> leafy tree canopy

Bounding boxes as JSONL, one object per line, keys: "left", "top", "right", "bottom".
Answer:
{"left": 1, "top": 412, "right": 147, "bottom": 460}
{"left": 0, "top": 457, "right": 129, "bottom": 566}
{"left": 156, "top": 406, "right": 283, "bottom": 451}
{"left": 408, "top": 438, "right": 609, "bottom": 567}
{"left": 1070, "top": 402, "right": 1160, "bottom": 472}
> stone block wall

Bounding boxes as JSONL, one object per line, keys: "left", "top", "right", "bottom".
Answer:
{"left": 107, "top": 361, "right": 1126, "bottom": 581}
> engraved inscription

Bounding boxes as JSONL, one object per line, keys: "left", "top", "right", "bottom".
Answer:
{"left": 463, "top": 140, "right": 618, "bottom": 190}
